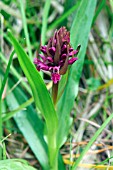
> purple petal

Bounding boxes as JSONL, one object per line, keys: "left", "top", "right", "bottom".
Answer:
{"left": 34, "top": 58, "right": 38, "bottom": 64}
{"left": 62, "top": 44, "right": 67, "bottom": 52}
{"left": 69, "top": 48, "right": 73, "bottom": 52}
{"left": 46, "top": 57, "right": 53, "bottom": 63}
{"left": 48, "top": 66, "right": 53, "bottom": 71}
{"left": 51, "top": 73, "right": 61, "bottom": 84}
{"left": 38, "top": 62, "right": 49, "bottom": 71}
{"left": 69, "top": 50, "right": 78, "bottom": 56}
{"left": 61, "top": 53, "right": 67, "bottom": 59}
{"left": 40, "top": 46, "right": 47, "bottom": 54}
{"left": 39, "top": 54, "right": 46, "bottom": 61}
{"left": 49, "top": 47, "right": 56, "bottom": 56}
{"left": 68, "top": 57, "right": 78, "bottom": 64}
{"left": 52, "top": 39, "right": 56, "bottom": 46}
{"left": 53, "top": 66, "right": 60, "bottom": 73}
{"left": 62, "top": 32, "right": 70, "bottom": 43}
{"left": 59, "top": 60, "right": 64, "bottom": 67}
{"left": 62, "top": 36, "right": 70, "bottom": 43}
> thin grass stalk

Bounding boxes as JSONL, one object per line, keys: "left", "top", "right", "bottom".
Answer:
{"left": 2, "top": 143, "right": 6, "bottom": 160}
{"left": 41, "top": 0, "right": 51, "bottom": 45}
{"left": 0, "top": 52, "right": 32, "bottom": 95}
{"left": 19, "top": 0, "right": 32, "bottom": 60}
{"left": 48, "top": 0, "right": 80, "bottom": 31}
{"left": 72, "top": 113, "right": 113, "bottom": 170}
{"left": 0, "top": 50, "right": 15, "bottom": 159}
{"left": 0, "top": 51, "right": 15, "bottom": 99}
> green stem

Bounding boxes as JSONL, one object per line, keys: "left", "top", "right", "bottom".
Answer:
{"left": 52, "top": 83, "right": 59, "bottom": 107}
{"left": 48, "top": 131, "right": 58, "bottom": 170}
{"left": 49, "top": 82, "right": 59, "bottom": 169}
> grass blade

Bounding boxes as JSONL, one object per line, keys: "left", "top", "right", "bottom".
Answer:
{"left": 0, "top": 50, "right": 14, "bottom": 159}
{"left": 19, "top": 0, "right": 32, "bottom": 60}
{"left": 0, "top": 50, "right": 14, "bottom": 99}
{"left": 92, "top": 0, "right": 106, "bottom": 25}
{"left": 0, "top": 52, "right": 32, "bottom": 95}
{"left": 6, "top": 82, "right": 49, "bottom": 170}
{"left": 48, "top": 1, "right": 80, "bottom": 31}
{"left": 72, "top": 113, "right": 113, "bottom": 169}
{"left": 41, "top": 0, "right": 51, "bottom": 45}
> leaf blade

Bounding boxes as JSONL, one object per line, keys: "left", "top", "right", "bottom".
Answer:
{"left": 7, "top": 29, "right": 58, "bottom": 134}
{"left": 0, "top": 159, "right": 37, "bottom": 170}
{"left": 6, "top": 82, "right": 49, "bottom": 170}
{"left": 57, "top": 0, "right": 97, "bottom": 148}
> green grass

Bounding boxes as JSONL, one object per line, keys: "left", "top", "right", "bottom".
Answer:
{"left": 41, "top": 0, "right": 51, "bottom": 45}
{"left": 19, "top": 0, "right": 32, "bottom": 60}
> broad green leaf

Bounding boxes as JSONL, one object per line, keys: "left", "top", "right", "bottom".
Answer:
{"left": 7, "top": 29, "right": 58, "bottom": 136}
{"left": 6, "top": 81, "right": 49, "bottom": 170}
{"left": 0, "top": 159, "right": 36, "bottom": 170}
{"left": 57, "top": 0, "right": 97, "bottom": 148}
{"left": 7, "top": 30, "right": 59, "bottom": 169}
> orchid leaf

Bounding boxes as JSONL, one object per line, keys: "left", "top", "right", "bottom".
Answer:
{"left": 0, "top": 159, "right": 36, "bottom": 170}
{"left": 6, "top": 80, "right": 49, "bottom": 170}
{"left": 7, "top": 29, "right": 58, "bottom": 136}
{"left": 7, "top": 29, "right": 58, "bottom": 169}
{"left": 57, "top": 0, "right": 97, "bottom": 148}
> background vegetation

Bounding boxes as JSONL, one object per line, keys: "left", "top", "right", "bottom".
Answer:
{"left": 0, "top": 0, "right": 113, "bottom": 169}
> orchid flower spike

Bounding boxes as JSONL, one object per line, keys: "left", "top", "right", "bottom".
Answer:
{"left": 34, "top": 27, "right": 81, "bottom": 84}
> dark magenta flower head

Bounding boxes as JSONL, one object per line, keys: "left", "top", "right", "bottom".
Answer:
{"left": 34, "top": 27, "right": 80, "bottom": 84}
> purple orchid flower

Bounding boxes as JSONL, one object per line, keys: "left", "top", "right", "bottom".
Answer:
{"left": 34, "top": 27, "right": 80, "bottom": 84}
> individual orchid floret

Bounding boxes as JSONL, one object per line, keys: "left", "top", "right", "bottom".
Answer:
{"left": 34, "top": 27, "right": 81, "bottom": 84}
